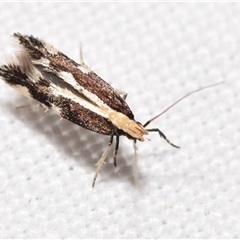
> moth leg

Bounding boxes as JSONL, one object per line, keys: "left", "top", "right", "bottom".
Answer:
{"left": 113, "top": 135, "right": 120, "bottom": 167}
{"left": 79, "top": 42, "right": 84, "bottom": 65}
{"left": 92, "top": 134, "right": 114, "bottom": 187}
{"left": 146, "top": 128, "right": 180, "bottom": 149}
{"left": 132, "top": 140, "right": 140, "bottom": 187}
{"left": 16, "top": 103, "right": 41, "bottom": 109}
{"left": 16, "top": 103, "right": 49, "bottom": 112}
{"left": 79, "top": 43, "right": 91, "bottom": 72}
{"left": 115, "top": 89, "right": 128, "bottom": 100}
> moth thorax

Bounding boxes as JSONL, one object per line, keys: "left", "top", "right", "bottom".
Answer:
{"left": 108, "top": 112, "right": 148, "bottom": 141}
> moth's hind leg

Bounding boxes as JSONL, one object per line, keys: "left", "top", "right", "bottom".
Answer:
{"left": 16, "top": 103, "right": 41, "bottom": 109}
{"left": 79, "top": 43, "right": 91, "bottom": 72}
{"left": 116, "top": 89, "right": 128, "bottom": 100}
{"left": 92, "top": 134, "right": 114, "bottom": 187}
{"left": 16, "top": 103, "right": 49, "bottom": 112}
{"left": 79, "top": 42, "right": 84, "bottom": 65}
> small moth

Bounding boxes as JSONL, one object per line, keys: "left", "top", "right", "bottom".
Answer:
{"left": 0, "top": 33, "right": 221, "bottom": 187}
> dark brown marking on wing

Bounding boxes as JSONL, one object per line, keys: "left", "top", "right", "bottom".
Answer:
{"left": 0, "top": 64, "right": 51, "bottom": 108}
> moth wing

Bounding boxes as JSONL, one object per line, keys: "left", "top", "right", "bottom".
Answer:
{"left": 13, "top": 33, "right": 135, "bottom": 120}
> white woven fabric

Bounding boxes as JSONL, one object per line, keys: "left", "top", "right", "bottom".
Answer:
{"left": 0, "top": 3, "right": 239, "bottom": 238}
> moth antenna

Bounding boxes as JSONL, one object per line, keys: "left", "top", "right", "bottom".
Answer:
{"left": 143, "top": 82, "right": 223, "bottom": 128}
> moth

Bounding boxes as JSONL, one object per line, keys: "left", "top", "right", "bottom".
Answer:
{"left": 0, "top": 33, "right": 221, "bottom": 187}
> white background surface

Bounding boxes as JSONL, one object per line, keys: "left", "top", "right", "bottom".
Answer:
{"left": 0, "top": 3, "right": 239, "bottom": 238}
